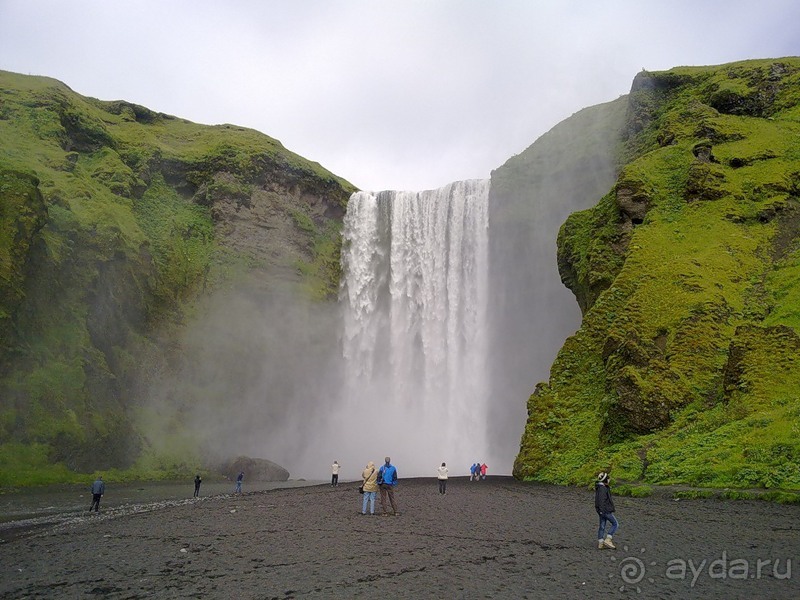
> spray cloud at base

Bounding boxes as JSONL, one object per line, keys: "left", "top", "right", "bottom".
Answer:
{"left": 140, "top": 101, "right": 623, "bottom": 480}
{"left": 140, "top": 180, "right": 497, "bottom": 480}
{"left": 136, "top": 282, "right": 344, "bottom": 479}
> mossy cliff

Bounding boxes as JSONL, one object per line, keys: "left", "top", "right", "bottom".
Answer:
{"left": 0, "top": 70, "right": 355, "bottom": 483}
{"left": 514, "top": 58, "right": 800, "bottom": 490}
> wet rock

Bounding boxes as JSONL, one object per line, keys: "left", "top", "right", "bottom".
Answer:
{"left": 220, "top": 456, "right": 290, "bottom": 482}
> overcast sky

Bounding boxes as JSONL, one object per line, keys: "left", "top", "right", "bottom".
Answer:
{"left": 1, "top": 1, "right": 799, "bottom": 191}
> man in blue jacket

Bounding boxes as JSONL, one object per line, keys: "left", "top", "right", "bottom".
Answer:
{"left": 378, "top": 456, "right": 399, "bottom": 516}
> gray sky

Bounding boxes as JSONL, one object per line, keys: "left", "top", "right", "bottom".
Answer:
{"left": 1, "top": 1, "right": 799, "bottom": 191}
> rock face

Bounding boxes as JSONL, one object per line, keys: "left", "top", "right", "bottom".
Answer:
{"left": 514, "top": 58, "right": 800, "bottom": 490}
{"left": 487, "top": 98, "right": 627, "bottom": 467}
{"left": 0, "top": 70, "right": 354, "bottom": 480}
{"left": 0, "top": 170, "right": 47, "bottom": 354}
{"left": 223, "top": 456, "right": 290, "bottom": 482}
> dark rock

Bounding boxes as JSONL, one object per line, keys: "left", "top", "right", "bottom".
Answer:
{"left": 221, "top": 456, "right": 290, "bottom": 482}
{"left": 684, "top": 161, "right": 726, "bottom": 202}
{"left": 615, "top": 183, "right": 649, "bottom": 225}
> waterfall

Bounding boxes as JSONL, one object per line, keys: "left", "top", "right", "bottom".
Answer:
{"left": 340, "top": 180, "right": 490, "bottom": 475}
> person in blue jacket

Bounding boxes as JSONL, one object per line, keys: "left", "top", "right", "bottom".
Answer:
{"left": 378, "top": 456, "right": 399, "bottom": 516}
{"left": 89, "top": 475, "right": 105, "bottom": 512}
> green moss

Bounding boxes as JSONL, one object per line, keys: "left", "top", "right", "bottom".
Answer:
{"left": 0, "top": 69, "right": 355, "bottom": 484}
{"left": 0, "top": 168, "right": 47, "bottom": 352}
{"left": 0, "top": 443, "right": 83, "bottom": 486}
{"left": 516, "top": 58, "right": 800, "bottom": 491}
{"left": 134, "top": 174, "right": 214, "bottom": 306}
{"left": 720, "top": 489, "right": 758, "bottom": 501}
{"left": 290, "top": 208, "right": 316, "bottom": 234}
{"left": 760, "top": 490, "right": 800, "bottom": 504}
{"left": 295, "top": 219, "right": 344, "bottom": 300}
{"left": 614, "top": 484, "right": 654, "bottom": 498}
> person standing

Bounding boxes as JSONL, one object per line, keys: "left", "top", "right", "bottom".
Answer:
{"left": 469, "top": 463, "right": 477, "bottom": 481}
{"left": 193, "top": 474, "right": 202, "bottom": 497}
{"left": 480, "top": 463, "right": 488, "bottom": 480}
{"left": 595, "top": 472, "right": 618, "bottom": 549}
{"left": 235, "top": 471, "right": 244, "bottom": 494}
{"left": 361, "top": 461, "right": 378, "bottom": 515}
{"left": 377, "top": 456, "right": 399, "bottom": 516}
{"left": 331, "top": 460, "right": 340, "bottom": 487}
{"left": 89, "top": 475, "right": 105, "bottom": 512}
{"left": 437, "top": 462, "right": 448, "bottom": 495}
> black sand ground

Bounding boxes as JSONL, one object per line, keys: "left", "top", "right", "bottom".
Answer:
{"left": 0, "top": 477, "right": 798, "bottom": 599}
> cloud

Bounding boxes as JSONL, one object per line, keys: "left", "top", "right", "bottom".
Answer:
{"left": 1, "top": 0, "right": 799, "bottom": 190}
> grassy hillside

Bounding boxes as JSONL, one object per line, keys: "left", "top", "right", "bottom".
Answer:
{"left": 514, "top": 58, "right": 800, "bottom": 491}
{"left": 0, "top": 71, "right": 355, "bottom": 484}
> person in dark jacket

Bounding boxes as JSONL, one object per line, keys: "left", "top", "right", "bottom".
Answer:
{"left": 193, "top": 474, "right": 202, "bottom": 497}
{"left": 89, "top": 475, "right": 105, "bottom": 512}
{"left": 595, "top": 472, "right": 618, "bottom": 548}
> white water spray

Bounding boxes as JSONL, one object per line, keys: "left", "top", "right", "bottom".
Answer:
{"left": 339, "top": 180, "right": 490, "bottom": 476}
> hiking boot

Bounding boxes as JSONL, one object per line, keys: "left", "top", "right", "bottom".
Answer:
{"left": 598, "top": 540, "right": 605, "bottom": 549}
{"left": 603, "top": 535, "right": 616, "bottom": 549}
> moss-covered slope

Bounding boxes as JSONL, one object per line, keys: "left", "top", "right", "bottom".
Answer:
{"left": 0, "top": 70, "right": 355, "bottom": 482}
{"left": 514, "top": 58, "right": 800, "bottom": 490}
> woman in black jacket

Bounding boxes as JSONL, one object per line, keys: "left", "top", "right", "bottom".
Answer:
{"left": 595, "top": 472, "right": 618, "bottom": 549}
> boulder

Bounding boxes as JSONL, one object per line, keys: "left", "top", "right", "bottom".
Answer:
{"left": 221, "top": 456, "right": 290, "bottom": 482}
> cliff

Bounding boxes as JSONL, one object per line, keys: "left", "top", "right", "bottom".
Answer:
{"left": 0, "top": 71, "right": 355, "bottom": 482}
{"left": 514, "top": 57, "right": 800, "bottom": 490}
{"left": 487, "top": 97, "right": 627, "bottom": 466}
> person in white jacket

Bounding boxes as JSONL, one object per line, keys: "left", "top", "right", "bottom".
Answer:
{"left": 331, "top": 461, "right": 340, "bottom": 487}
{"left": 437, "top": 462, "right": 448, "bottom": 495}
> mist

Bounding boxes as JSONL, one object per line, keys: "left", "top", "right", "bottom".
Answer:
{"left": 140, "top": 100, "right": 625, "bottom": 481}
{"left": 486, "top": 99, "right": 627, "bottom": 468}
{"left": 139, "top": 280, "right": 345, "bottom": 479}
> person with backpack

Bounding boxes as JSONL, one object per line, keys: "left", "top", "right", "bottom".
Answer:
{"left": 360, "top": 461, "right": 378, "bottom": 515}
{"left": 377, "top": 456, "right": 399, "bottom": 516}
{"left": 480, "top": 463, "right": 488, "bottom": 480}
{"left": 595, "top": 472, "right": 618, "bottom": 549}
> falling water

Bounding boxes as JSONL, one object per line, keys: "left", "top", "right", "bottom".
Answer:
{"left": 340, "top": 180, "right": 490, "bottom": 475}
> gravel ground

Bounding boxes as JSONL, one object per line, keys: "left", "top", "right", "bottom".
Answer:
{"left": 0, "top": 477, "right": 798, "bottom": 599}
